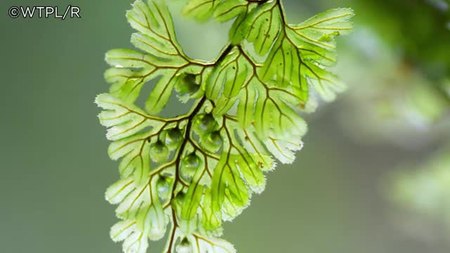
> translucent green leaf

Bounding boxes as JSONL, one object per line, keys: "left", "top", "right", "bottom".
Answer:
{"left": 233, "top": 126, "right": 274, "bottom": 171}
{"left": 290, "top": 8, "right": 354, "bottom": 47}
{"left": 302, "top": 62, "right": 346, "bottom": 101}
{"left": 264, "top": 133, "right": 303, "bottom": 164}
{"left": 108, "top": 130, "right": 148, "bottom": 160}
{"left": 230, "top": 2, "right": 282, "bottom": 55}
{"left": 110, "top": 220, "right": 136, "bottom": 243}
{"left": 286, "top": 28, "right": 337, "bottom": 66}
{"left": 145, "top": 70, "right": 178, "bottom": 114}
{"left": 205, "top": 49, "right": 253, "bottom": 115}
{"left": 259, "top": 37, "right": 309, "bottom": 102}
{"left": 183, "top": 0, "right": 247, "bottom": 22}
{"left": 213, "top": 0, "right": 247, "bottom": 22}
{"left": 235, "top": 77, "right": 307, "bottom": 139}
{"left": 96, "top": 94, "right": 163, "bottom": 141}
{"left": 183, "top": 0, "right": 215, "bottom": 21}
{"left": 199, "top": 189, "right": 223, "bottom": 232}
{"left": 233, "top": 152, "right": 267, "bottom": 193}
{"left": 105, "top": 178, "right": 135, "bottom": 205}
{"left": 191, "top": 234, "right": 236, "bottom": 253}
{"left": 181, "top": 183, "right": 205, "bottom": 220}
{"left": 115, "top": 140, "right": 151, "bottom": 180}
{"left": 111, "top": 220, "right": 149, "bottom": 253}
{"left": 257, "top": 8, "right": 354, "bottom": 102}
{"left": 163, "top": 229, "right": 236, "bottom": 253}
{"left": 208, "top": 152, "right": 253, "bottom": 222}
{"left": 105, "top": 49, "right": 155, "bottom": 69}
{"left": 97, "top": 94, "right": 173, "bottom": 182}
{"left": 105, "top": 0, "right": 188, "bottom": 109}
{"left": 136, "top": 202, "right": 169, "bottom": 241}
{"left": 236, "top": 84, "right": 257, "bottom": 128}
{"left": 229, "top": 12, "right": 247, "bottom": 44}
{"left": 105, "top": 67, "right": 155, "bottom": 103}
{"left": 205, "top": 49, "right": 248, "bottom": 99}
{"left": 122, "top": 228, "right": 149, "bottom": 253}
{"left": 114, "top": 182, "right": 150, "bottom": 218}
{"left": 127, "top": 0, "right": 180, "bottom": 49}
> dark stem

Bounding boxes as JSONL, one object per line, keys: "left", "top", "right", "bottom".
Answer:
{"left": 166, "top": 96, "right": 206, "bottom": 253}
{"left": 165, "top": 43, "right": 236, "bottom": 252}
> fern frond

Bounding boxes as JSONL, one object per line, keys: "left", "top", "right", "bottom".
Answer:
{"left": 97, "top": 0, "right": 353, "bottom": 252}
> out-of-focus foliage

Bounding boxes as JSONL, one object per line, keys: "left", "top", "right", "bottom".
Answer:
{"left": 322, "top": 0, "right": 450, "bottom": 243}
{"left": 390, "top": 149, "right": 450, "bottom": 218}
{"left": 337, "top": 28, "right": 450, "bottom": 146}
{"left": 316, "top": 0, "right": 449, "bottom": 147}
{"left": 387, "top": 147, "right": 450, "bottom": 238}
{"left": 294, "top": 0, "right": 450, "bottom": 244}
{"left": 350, "top": 0, "right": 450, "bottom": 80}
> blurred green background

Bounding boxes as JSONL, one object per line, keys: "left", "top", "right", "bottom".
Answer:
{"left": 1, "top": 0, "right": 449, "bottom": 252}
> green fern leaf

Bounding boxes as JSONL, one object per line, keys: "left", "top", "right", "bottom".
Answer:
{"left": 230, "top": 1, "right": 282, "bottom": 55}
{"left": 260, "top": 8, "right": 354, "bottom": 101}
{"left": 183, "top": 0, "right": 247, "bottom": 22}
{"left": 97, "top": 0, "right": 353, "bottom": 252}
